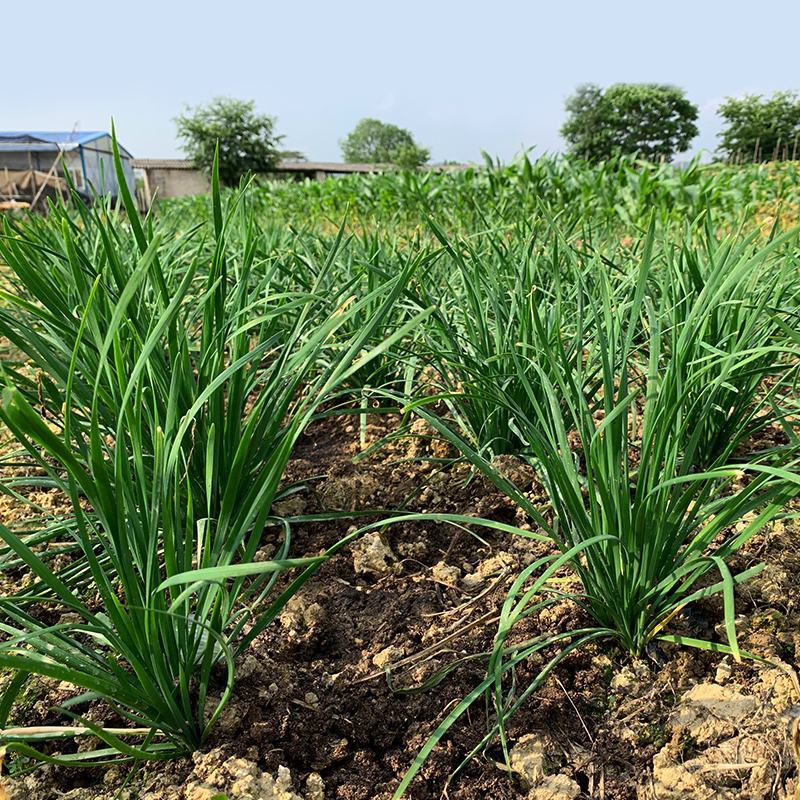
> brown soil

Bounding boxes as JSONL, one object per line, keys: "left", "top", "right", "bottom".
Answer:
{"left": 2, "top": 413, "right": 800, "bottom": 799}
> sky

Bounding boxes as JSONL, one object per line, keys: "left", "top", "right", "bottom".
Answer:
{"left": 3, "top": 0, "right": 799, "bottom": 164}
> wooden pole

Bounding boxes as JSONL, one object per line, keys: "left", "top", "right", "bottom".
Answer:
{"left": 29, "top": 151, "right": 62, "bottom": 212}
{"left": 141, "top": 167, "right": 153, "bottom": 211}
{"left": 27, "top": 151, "right": 37, "bottom": 201}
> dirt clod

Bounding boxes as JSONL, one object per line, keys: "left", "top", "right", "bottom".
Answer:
{"left": 351, "top": 531, "right": 397, "bottom": 576}
{"left": 510, "top": 734, "right": 579, "bottom": 799}
{"left": 510, "top": 733, "right": 549, "bottom": 789}
{"left": 372, "top": 645, "right": 403, "bottom": 669}
{"left": 527, "top": 774, "right": 581, "bottom": 800}
{"left": 461, "top": 551, "right": 515, "bottom": 590}
{"left": 181, "top": 750, "right": 314, "bottom": 800}
{"left": 431, "top": 560, "right": 461, "bottom": 585}
{"left": 648, "top": 671, "right": 799, "bottom": 799}
{"left": 670, "top": 683, "right": 758, "bottom": 745}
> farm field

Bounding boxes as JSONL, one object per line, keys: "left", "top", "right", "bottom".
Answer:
{"left": 1, "top": 152, "right": 800, "bottom": 800}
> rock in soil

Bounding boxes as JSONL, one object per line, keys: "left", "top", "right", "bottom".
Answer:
{"left": 351, "top": 531, "right": 397, "bottom": 576}
{"left": 158, "top": 749, "right": 322, "bottom": 800}
{"left": 510, "top": 733, "right": 580, "bottom": 799}
{"left": 647, "top": 672, "right": 800, "bottom": 800}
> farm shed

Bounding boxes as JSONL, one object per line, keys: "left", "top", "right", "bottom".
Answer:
{"left": 0, "top": 131, "right": 136, "bottom": 208}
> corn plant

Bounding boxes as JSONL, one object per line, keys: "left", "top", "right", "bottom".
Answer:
{"left": 0, "top": 147, "right": 430, "bottom": 763}
{"left": 163, "top": 153, "right": 800, "bottom": 236}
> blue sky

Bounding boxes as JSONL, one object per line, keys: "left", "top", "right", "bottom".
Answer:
{"left": 4, "top": 0, "right": 799, "bottom": 163}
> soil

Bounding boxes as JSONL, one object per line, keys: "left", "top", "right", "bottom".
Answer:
{"left": 2, "top": 412, "right": 799, "bottom": 800}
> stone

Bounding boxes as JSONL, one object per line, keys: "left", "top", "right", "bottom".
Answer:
{"left": 527, "top": 774, "right": 581, "bottom": 800}
{"left": 351, "top": 532, "right": 397, "bottom": 576}
{"left": 372, "top": 645, "right": 403, "bottom": 669}
{"left": 431, "top": 560, "right": 461, "bottom": 586}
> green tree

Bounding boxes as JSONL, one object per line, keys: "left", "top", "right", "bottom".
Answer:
{"left": 561, "top": 83, "right": 699, "bottom": 162}
{"left": 341, "top": 118, "right": 430, "bottom": 168}
{"left": 175, "top": 97, "right": 293, "bottom": 185}
{"left": 717, "top": 91, "right": 800, "bottom": 162}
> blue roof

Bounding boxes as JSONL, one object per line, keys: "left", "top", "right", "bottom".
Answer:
{"left": 0, "top": 131, "right": 107, "bottom": 145}
{"left": 0, "top": 131, "right": 132, "bottom": 158}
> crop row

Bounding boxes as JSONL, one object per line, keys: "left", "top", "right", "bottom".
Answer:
{"left": 0, "top": 148, "right": 798, "bottom": 795}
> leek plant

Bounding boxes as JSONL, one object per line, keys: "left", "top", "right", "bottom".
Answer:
{"left": 395, "top": 224, "right": 800, "bottom": 796}
{"left": 0, "top": 147, "right": 430, "bottom": 762}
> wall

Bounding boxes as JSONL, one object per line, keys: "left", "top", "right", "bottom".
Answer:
{"left": 142, "top": 166, "right": 210, "bottom": 201}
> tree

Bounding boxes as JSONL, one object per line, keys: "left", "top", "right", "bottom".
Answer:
{"left": 341, "top": 118, "right": 430, "bottom": 168}
{"left": 561, "top": 83, "right": 699, "bottom": 162}
{"left": 175, "top": 97, "right": 292, "bottom": 185}
{"left": 716, "top": 92, "right": 800, "bottom": 163}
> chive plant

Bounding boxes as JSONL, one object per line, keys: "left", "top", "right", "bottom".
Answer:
{"left": 654, "top": 224, "right": 800, "bottom": 464}
{"left": 415, "top": 218, "right": 603, "bottom": 458}
{"left": 312, "top": 232, "right": 427, "bottom": 396}
{"left": 0, "top": 146, "right": 430, "bottom": 762}
{"left": 395, "top": 223, "right": 800, "bottom": 796}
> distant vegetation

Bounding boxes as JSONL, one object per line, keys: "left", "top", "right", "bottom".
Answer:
{"left": 163, "top": 152, "right": 800, "bottom": 234}
{"left": 561, "top": 83, "right": 699, "bottom": 162}
{"left": 175, "top": 96, "right": 297, "bottom": 185}
{"left": 340, "top": 117, "right": 430, "bottom": 168}
{"left": 717, "top": 91, "right": 800, "bottom": 162}
{"left": 170, "top": 88, "right": 800, "bottom": 175}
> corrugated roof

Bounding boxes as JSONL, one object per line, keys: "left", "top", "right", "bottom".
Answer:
{"left": 0, "top": 132, "right": 133, "bottom": 158}
{"left": 0, "top": 131, "right": 107, "bottom": 145}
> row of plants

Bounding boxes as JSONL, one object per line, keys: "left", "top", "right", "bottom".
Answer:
{"left": 0, "top": 148, "right": 798, "bottom": 796}
{"left": 162, "top": 152, "right": 800, "bottom": 235}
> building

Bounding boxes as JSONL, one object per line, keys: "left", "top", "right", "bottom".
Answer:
{"left": 132, "top": 159, "right": 211, "bottom": 207}
{"left": 0, "top": 131, "right": 136, "bottom": 208}
{"left": 132, "top": 158, "right": 393, "bottom": 207}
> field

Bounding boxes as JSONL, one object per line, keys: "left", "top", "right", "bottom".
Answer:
{"left": 0, "top": 151, "right": 799, "bottom": 800}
